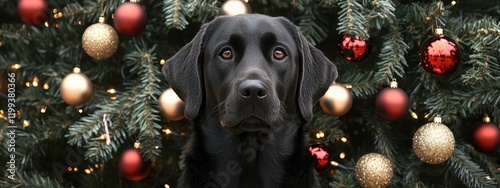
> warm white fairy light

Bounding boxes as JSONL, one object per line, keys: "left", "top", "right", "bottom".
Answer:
{"left": 316, "top": 131, "right": 325, "bottom": 138}
{"left": 12, "top": 64, "right": 21, "bottom": 70}
{"left": 330, "top": 161, "right": 339, "bottom": 166}
{"left": 341, "top": 137, "right": 347, "bottom": 142}
{"left": 43, "top": 83, "right": 49, "bottom": 90}
{"left": 339, "top": 152, "right": 346, "bottom": 159}
{"left": 40, "top": 106, "right": 47, "bottom": 113}
{"left": 411, "top": 112, "right": 418, "bottom": 119}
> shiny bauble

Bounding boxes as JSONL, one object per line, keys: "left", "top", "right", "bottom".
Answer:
{"left": 17, "top": 0, "right": 49, "bottom": 25}
{"left": 338, "top": 34, "right": 372, "bottom": 62}
{"left": 118, "top": 149, "right": 151, "bottom": 181}
{"left": 82, "top": 18, "right": 119, "bottom": 60}
{"left": 60, "top": 72, "right": 93, "bottom": 106}
{"left": 472, "top": 117, "right": 500, "bottom": 153}
{"left": 375, "top": 81, "right": 409, "bottom": 121}
{"left": 419, "top": 29, "right": 460, "bottom": 76}
{"left": 220, "top": 0, "right": 251, "bottom": 16}
{"left": 355, "top": 153, "right": 393, "bottom": 188}
{"left": 413, "top": 117, "right": 455, "bottom": 164}
{"left": 308, "top": 143, "right": 331, "bottom": 172}
{"left": 159, "top": 88, "right": 185, "bottom": 121}
{"left": 319, "top": 83, "right": 353, "bottom": 116}
{"left": 114, "top": 2, "right": 147, "bottom": 36}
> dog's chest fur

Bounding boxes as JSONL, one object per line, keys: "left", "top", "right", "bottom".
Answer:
{"left": 179, "top": 115, "right": 319, "bottom": 188}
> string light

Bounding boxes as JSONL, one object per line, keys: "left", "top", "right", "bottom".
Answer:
{"left": 25, "top": 82, "right": 31, "bottom": 87}
{"left": 0, "top": 41, "right": 3, "bottom": 46}
{"left": 89, "top": 167, "right": 94, "bottom": 172}
{"left": 134, "top": 141, "right": 141, "bottom": 149}
{"left": 45, "top": 22, "right": 49, "bottom": 27}
{"left": 40, "top": 106, "right": 47, "bottom": 113}
{"left": 424, "top": 113, "right": 430, "bottom": 119}
{"left": 55, "top": 23, "right": 59, "bottom": 28}
{"left": 107, "top": 88, "right": 116, "bottom": 94}
{"left": 73, "top": 167, "right": 78, "bottom": 172}
{"left": 411, "top": 112, "right": 418, "bottom": 119}
{"left": 95, "top": 164, "right": 99, "bottom": 168}
{"left": 99, "top": 134, "right": 107, "bottom": 140}
{"left": 340, "top": 137, "right": 347, "bottom": 142}
{"left": 58, "top": 12, "right": 63, "bottom": 18}
{"left": 451, "top": 0, "right": 456, "bottom": 6}
{"left": 164, "top": 184, "right": 170, "bottom": 188}
{"left": 160, "top": 59, "right": 166, "bottom": 65}
{"left": 85, "top": 169, "right": 91, "bottom": 174}
{"left": 345, "top": 84, "right": 353, "bottom": 89}
{"left": 339, "top": 152, "right": 346, "bottom": 159}
{"left": 23, "top": 120, "right": 30, "bottom": 127}
{"left": 316, "top": 131, "right": 325, "bottom": 138}
{"left": 155, "top": 146, "right": 160, "bottom": 149}
{"left": 11, "top": 64, "right": 21, "bottom": 70}
{"left": 78, "top": 20, "right": 82, "bottom": 25}
{"left": 330, "top": 161, "right": 339, "bottom": 167}
{"left": 486, "top": 176, "right": 491, "bottom": 180}
{"left": 68, "top": 167, "right": 73, "bottom": 171}
{"left": 53, "top": 8, "right": 58, "bottom": 13}
{"left": 78, "top": 109, "right": 83, "bottom": 113}
{"left": 43, "top": 83, "right": 49, "bottom": 90}
{"left": 32, "top": 77, "right": 39, "bottom": 87}
{"left": 110, "top": 96, "right": 117, "bottom": 101}
{"left": 163, "top": 128, "right": 172, "bottom": 135}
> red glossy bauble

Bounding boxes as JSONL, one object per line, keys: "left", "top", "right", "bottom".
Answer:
{"left": 118, "top": 149, "right": 151, "bottom": 181}
{"left": 419, "top": 33, "right": 461, "bottom": 76}
{"left": 376, "top": 87, "right": 409, "bottom": 121}
{"left": 472, "top": 122, "right": 500, "bottom": 153}
{"left": 308, "top": 143, "right": 331, "bottom": 172}
{"left": 114, "top": 2, "right": 147, "bottom": 36}
{"left": 17, "top": 0, "right": 49, "bottom": 25}
{"left": 338, "top": 34, "right": 372, "bottom": 62}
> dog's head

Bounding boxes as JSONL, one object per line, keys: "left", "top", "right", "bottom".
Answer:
{"left": 163, "top": 14, "right": 337, "bottom": 134}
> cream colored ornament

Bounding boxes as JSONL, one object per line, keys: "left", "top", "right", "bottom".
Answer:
{"left": 60, "top": 67, "right": 93, "bottom": 106}
{"left": 220, "top": 0, "right": 251, "bottom": 16}
{"left": 319, "top": 83, "right": 353, "bottom": 116}
{"left": 413, "top": 115, "right": 455, "bottom": 164}
{"left": 82, "top": 16, "right": 119, "bottom": 60}
{"left": 159, "top": 88, "right": 185, "bottom": 121}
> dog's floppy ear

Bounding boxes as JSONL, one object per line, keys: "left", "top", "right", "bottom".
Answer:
{"left": 162, "top": 24, "right": 209, "bottom": 120}
{"left": 280, "top": 18, "right": 338, "bottom": 121}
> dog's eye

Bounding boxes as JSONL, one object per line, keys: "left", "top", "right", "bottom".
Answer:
{"left": 273, "top": 48, "right": 286, "bottom": 60}
{"left": 219, "top": 48, "right": 233, "bottom": 60}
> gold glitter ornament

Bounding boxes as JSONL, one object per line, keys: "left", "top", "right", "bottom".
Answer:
{"left": 355, "top": 153, "right": 393, "bottom": 188}
{"left": 82, "top": 16, "right": 119, "bottom": 60}
{"left": 412, "top": 116, "right": 455, "bottom": 164}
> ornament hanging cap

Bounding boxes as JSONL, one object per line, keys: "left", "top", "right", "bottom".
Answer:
{"left": 98, "top": 16, "right": 105, "bottom": 23}
{"left": 435, "top": 28, "right": 444, "bottom": 35}
{"left": 483, "top": 114, "right": 491, "bottom": 123}
{"left": 130, "top": 0, "right": 139, "bottom": 3}
{"left": 390, "top": 78, "right": 398, "bottom": 88}
{"left": 73, "top": 67, "right": 81, "bottom": 73}
{"left": 433, "top": 115, "right": 442, "bottom": 123}
{"left": 134, "top": 140, "right": 141, "bottom": 149}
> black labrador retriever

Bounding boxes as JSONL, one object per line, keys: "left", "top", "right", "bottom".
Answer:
{"left": 163, "top": 14, "right": 337, "bottom": 188}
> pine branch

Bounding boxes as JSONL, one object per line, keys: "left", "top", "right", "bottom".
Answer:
{"left": 368, "top": 117, "right": 399, "bottom": 162}
{"left": 0, "top": 172, "right": 64, "bottom": 188}
{"left": 124, "top": 39, "right": 163, "bottom": 161}
{"left": 454, "top": 85, "right": 500, "bottom": 122}
{"left": 337, "top": 0, "right": 368, "bottom": 38}
{"left": 294, "top": 0, "right": 330, "bottom": 45}
{"left": 185, "top": 0, "right": 220, "bottom": 23}
{"left": 374, "top": 25, "right": 409, "bottom": 84}
{"left": 163, "top": 0, "right": 190, "bottom": 30}
{"left": 330, "top": 169, "right": 360, "bottom": 188}
{"left": 337, "top": 70, "right": 380, "bottom": 99}
{"left": 460, "top": 144, "right": 500, "bottom": 186}
{"left": 446, "top": 146, "right": 497, "bottom": 188}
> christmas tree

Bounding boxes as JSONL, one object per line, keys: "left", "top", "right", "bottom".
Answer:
{"left": 1, "top": 0, "right": 500, "bottom": 187}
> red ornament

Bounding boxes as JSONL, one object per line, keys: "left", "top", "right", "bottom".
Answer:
{"left": 118, "top": 149, "right": 151, "bottom": 181}
{"left": 17, "top": 0, "right": 49, "bottom": 25}
{"left": 472, "top": 116, "right": 500, "bottom": 153}
{"left": 114, "top": 2, "right": 147, "bottom": 36}
{"left": 308, "top": 143, "right": 331, "bottom": 172}
{"left": 376, "top": 79, "right": 409, "bottom": 120}
{"left": 419, "top": 28, "right": 461, "bottom": 76}
{"left": 338, "top": 34, "right": 372, "bottom": 62}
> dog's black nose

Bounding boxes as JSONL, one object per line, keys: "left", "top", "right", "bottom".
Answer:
{"left": 239, "top": 80, "right": 268, "bottom": 99}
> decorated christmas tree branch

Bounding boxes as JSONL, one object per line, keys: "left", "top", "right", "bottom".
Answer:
{"left": 369, "top": 117, "right": 399, "bottom": 162}
{"left": 163, "top": 0, "right": 189, "bottom": 30}
{"left": 185, "top": 0, "right": 220, "bottom": 23}
{"left": 446, "top": 145, "right": 497, "bottom": 188}
{"left": 375, "top": 25, "right": 409, "bottom": 84}
{"left": 460, "top": 144, "right": 500, "bottom": 185}
{"left": 294, "top": 1, "right": 329, "bottom": 45}
{"left": 337, "top": 0, "right": 367, "bottom": 38}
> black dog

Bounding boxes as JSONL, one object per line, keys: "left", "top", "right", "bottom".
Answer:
{"left": 163, "top": 14, "right": 337, "bottom": 188}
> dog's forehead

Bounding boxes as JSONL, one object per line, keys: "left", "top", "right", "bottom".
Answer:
{"left": 210, "top": 15, "right": 295, "bottom": 43}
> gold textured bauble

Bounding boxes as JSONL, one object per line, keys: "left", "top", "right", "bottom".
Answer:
{"left": 82, "top": 20, "right": 119, "bottom": 60}
{"left": 60, "top": 73, "right": 93, "bottom": 106}
{"left": 319, "top": 83, "right": 353, "bottom": 116}
{"left": 413, "top": 121, "right": 455, "bottom": 164}
{"left": 159, "top": 88, "right": 185, "bottom": 121}
{"left": 220, "top": 0, "right": 251, "bottom": 16}
{"left": 355, "top": 153, "right": 393, "bottom": 188}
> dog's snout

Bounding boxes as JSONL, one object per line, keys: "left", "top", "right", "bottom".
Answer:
{"left": 239, "top": 80, "right": 268, "bottom": 99}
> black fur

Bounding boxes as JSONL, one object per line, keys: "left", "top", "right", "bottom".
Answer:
{"left": 162, "top": 14, "right": 337, "bottom": 188}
